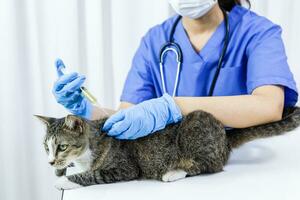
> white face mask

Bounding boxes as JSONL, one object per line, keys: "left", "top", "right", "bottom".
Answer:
{"left": 168, "top": 0, "right": 218, "bottom": 19}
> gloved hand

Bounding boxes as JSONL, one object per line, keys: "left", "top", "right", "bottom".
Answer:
{"left": 52, "top": 59, "right": 93, "bottom": 119}
{"left": 102, "top": 93, "right": 182, "bottom": 140}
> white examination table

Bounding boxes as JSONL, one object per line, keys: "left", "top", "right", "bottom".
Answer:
{"left": 64, "top": 127, "right": 300, "bottom": 200}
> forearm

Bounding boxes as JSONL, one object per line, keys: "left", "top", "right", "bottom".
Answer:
{"left": 90, "top": 105, "right": 116, "bottom": 120}
{"left": 174, "top": 86, "right": 284, "bottom": 128}
{"left": 91, "top": 87, "right": 284, "bottom": 128}
{"left": 90, "top": 102, "right": 134, "bottom": 120}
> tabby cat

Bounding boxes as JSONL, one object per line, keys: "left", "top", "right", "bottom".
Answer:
{"left": 36, "top": 107, "right": 300, "bottom": 190}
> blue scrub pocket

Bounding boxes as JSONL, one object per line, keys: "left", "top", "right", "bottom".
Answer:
{"left": 213, "top": 65, "right": 247, "bottom": 96}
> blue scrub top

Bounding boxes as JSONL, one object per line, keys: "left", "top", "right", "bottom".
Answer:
{"left": 120, "top": 5, "right": 298, "bottom": 107}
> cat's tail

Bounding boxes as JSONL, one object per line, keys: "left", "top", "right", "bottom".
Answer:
{"left": 226, "top": 107, "right": 300, "bottom": 148}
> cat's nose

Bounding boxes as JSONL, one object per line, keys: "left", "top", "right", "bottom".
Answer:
{"left": 49, "top": 161, "right": 55, "bottom": 166}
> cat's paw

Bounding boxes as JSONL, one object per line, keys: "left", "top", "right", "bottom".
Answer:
{"left": 162, "top": 170, "right": 187, "bottom": 182}
{"left": 54, "top": 176, "right": 82, "bottom": 190}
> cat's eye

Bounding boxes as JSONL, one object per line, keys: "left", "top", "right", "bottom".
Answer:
{"left": 58, "top": 144, "right": 69, "bottom": 151}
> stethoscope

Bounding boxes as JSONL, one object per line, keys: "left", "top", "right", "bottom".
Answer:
{"left": 159, "top": 8, "right": 230, "bottom": 97}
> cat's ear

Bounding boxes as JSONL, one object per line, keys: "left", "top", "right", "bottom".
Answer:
{"left": 64, "top": 115, "right": 84, "bottom": 133}
{"left": 35, "top": 115, "right": 56, "bottom": 127}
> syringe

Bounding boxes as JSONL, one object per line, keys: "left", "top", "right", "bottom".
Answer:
{"left": 55, "top": 59, "right": 108, "bottom": 115}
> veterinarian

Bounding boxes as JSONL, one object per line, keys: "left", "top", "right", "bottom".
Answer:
{"left": 53, "top": 0, "right": 298, "bottom": 140}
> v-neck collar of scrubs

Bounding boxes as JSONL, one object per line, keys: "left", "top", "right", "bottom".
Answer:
{"left": 174, "top": 5, "right": 246, "bottom": 63}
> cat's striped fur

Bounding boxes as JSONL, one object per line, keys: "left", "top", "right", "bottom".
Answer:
{"left": 36, "top": 107, "right": 300, "bottom": 190}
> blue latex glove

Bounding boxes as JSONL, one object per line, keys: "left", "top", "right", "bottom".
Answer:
{"left": 52, "top": 59, "right": 92, "bottom": 119}
{"left": 102, "top": 94, "right": 182, "bottom": 140}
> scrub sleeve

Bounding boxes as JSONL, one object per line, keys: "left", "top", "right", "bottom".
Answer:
{"left": 246, "top": 24, "right": 298, "bottom": 107}
{"left": 120, "top": 37, "right": 154, "bottom": 104}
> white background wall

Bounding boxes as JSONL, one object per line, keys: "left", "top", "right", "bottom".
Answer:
{"left": 0, "top": 0, "right": 299, "bottom": 200}
{"left": 251, "top": 0, "right": 300, "bottom": 93}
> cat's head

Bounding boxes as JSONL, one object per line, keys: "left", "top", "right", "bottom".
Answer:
{"left": 35, "top": 115, "right": 89, "bottom": 169}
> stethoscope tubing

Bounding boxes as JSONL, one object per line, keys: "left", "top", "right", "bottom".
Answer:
{"left": 160, "top": 47, "right": 182, "bottom": 97}
{"left": 159, "top": 8, "right": 230, "bottom": 97}
{"left": 208, "top": 9, "right": 230, "bottom": 96}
